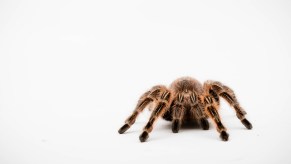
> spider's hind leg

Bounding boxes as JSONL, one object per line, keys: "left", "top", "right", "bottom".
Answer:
{"left": 118, "top": 85, "right": 172, "bottom": 142}
{"left": 118, "top": 86, "right": 159, "bottom": 134}
{"left": 206, "top": 81, "right": 253, "bottom": 130}
{"left": 139, "top": 88, "right": 173, "bottom": 142}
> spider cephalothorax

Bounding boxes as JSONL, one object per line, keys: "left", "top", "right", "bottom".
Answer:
{"left": 118, "top": 77, "right": 252, "bottom": 142}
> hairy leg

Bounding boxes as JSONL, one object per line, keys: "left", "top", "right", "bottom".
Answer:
{"left": 203, "top": 95, "right": 229, "bottom": 141}
{"left": 189, "top": 92, "right": 209, "bottom": 130}
{"left": 205, "top": 81, "right": 252, "bottom": 129}
{"left": 118, "top": 86, "right": 162, "bottom": 134}
{"left": 139, "top": 90, "right": 172, "bottom": 142}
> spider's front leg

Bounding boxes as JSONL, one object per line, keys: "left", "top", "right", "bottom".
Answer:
{"left": 170, "top": 94, "right": 185, "bottom": 133}
{"left": 139, "top": 90, "right": 172, "bottom": 142}
{"left": 171, "top": 105, "right": 184, "bottom": 133}
{"left": 190, "top": 92, "right": 209, "bottom": 130}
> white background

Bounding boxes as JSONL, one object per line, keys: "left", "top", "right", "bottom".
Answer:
{"left": 0, "top": 0, "right": 291, "bottom": 164}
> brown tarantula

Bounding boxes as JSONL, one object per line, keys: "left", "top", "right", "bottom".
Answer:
{"left": 118, "top": 77, "right": 252, "bottom": 142}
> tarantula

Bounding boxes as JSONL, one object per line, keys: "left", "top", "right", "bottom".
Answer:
{"left": 118, "top": 77, "right": 252, "bottom": 142}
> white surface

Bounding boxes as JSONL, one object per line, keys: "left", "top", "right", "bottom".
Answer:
{"left": 0, "top": 0, "right": 291, "bottom": 164}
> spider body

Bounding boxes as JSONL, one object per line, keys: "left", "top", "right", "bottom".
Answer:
{"left": 118, "top": 77, "right": 252, "bottom": 142}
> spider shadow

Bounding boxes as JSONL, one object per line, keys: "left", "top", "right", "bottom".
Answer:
{"left": 147, "top": 120, "right": 217, "bottom": 142}
{"left": 181, "top": 120, "right": 202, "bottom": 130}
{"left": 159, "top": 120, "right": 205, "bottom": 131}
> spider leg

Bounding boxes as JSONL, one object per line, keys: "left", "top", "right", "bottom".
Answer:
{"left": 118, "top": 87, "right": 159, "bottom": 134}
{"left": 194, "top": 105, "right": 209, "bottom": 130}
{"left": 203, "top": 95, "right": 229, "bottom": 141}
{"left": 172, "top": 104, "right": 185, "bottom": 133}
{"left": 171, "top": 95, "right": 185, "bottom": 133}
{"left": 205, "top": 81, "right": 252, "bottom": 130}
{"left": 139, "top": 89, "right": 172, "bottom": 142}
{"left": 189, "top": 92, "right": 209, "bottom": 130}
